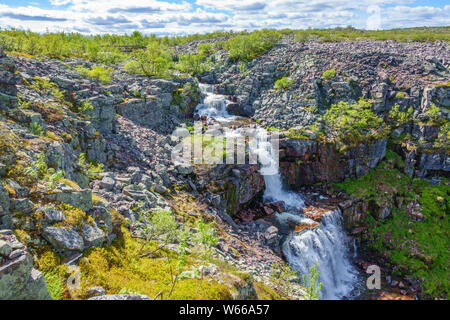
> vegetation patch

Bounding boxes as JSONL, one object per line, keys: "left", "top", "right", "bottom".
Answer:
{"left": 337, "top": 150, "right": 449, "bottom": 299}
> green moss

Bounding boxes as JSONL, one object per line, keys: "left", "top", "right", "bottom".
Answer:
{"left": 74, "top": 227, "right": 233, "bottom": 300}
{"left": 338, "top": 151, "right": 449, "bottom": 299}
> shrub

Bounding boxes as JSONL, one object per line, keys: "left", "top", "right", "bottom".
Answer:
{"left": 176, "top": 54, "right": 209, "bottom": 76}
{"left": 77, "top": 153, "right": 104, "bottom": 180}
{"left": 388, "top": 104, "right": 413, "bottom": 125}
{"left": 76, "top": 66, "right": 113, "bottom": 84}
{"left": 426, "top": 105, "right": 441, "bottom": 123}
{"left": 322, "top": 68, "right": 336, "bottom": 80}
{"left": 274, "top": 77, "right": 294, "bottom": 91}
{"left": 323, "top": 99, "right": 388, "bottom": 150}
{"left": 225, "top": 30, "right": 281, "bottom": 62}
{"left": 124, "top": 41, "right": 172, "bottom": 78}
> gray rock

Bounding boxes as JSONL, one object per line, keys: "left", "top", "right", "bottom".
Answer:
{"left": 86, "top": 286, "right": 106, "bottom": 298}
{"left": 45, "top": 188, "right": 92, "bottom": 212}
{"left": 81, "top": 223, "right": 106, "bottom": 248}
{"left": 42, "top": 227, "right": 84, "bottom": 252}
{"left": 176, "top": 164, "right": 193, "bottom": 175}
{"left": 0, "top": 243, "right": 51, "bottom": 300}
{"left": 10, "top": 198, "right": 34, "bottom": 214}
{"left": 100, "top": 176, "right": 115, "bottom": 191}
{"left": 0, "top": 240, "right": 12, "bottom": 257}
{"left": 42, "top": 207, "right": 66, "bottom": 224}
{"left": 0, "top": 184, "right": 10, "bottom": 216}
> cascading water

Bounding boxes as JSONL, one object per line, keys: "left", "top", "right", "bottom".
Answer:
{"left": 194, "top": 82, "right": 359, "bottom": 300}
{"left": 195, "top": 83, "right": 235, "bottom": 120}
{"left": 282, "top": 210, "right": 360, "bottom": 299}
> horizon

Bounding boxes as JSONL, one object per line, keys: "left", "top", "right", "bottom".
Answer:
{"left": 0, "top": 1, "right": 448, "bottom": 36}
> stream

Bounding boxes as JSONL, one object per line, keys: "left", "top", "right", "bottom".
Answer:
{"left": 194, "top": 83, "right": 361, "bottom": 300}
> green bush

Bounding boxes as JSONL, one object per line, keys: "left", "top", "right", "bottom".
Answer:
{"left": 175, "top": 54, "right": 209, "bottom": 76}
{"left": 76, "top": 66, "right": 113, "bottom": 84}
{"left": 124, "top": 41, "right": 173, "bottom": 78}
{"left": 225, "top": 30, "right": 281, "bottom": 62}
{"left": 274, "top": 77, "right": 294, "bottom": 91}
{"left": 388, "top": 104, "right": 413, "bottom": 125}
{"left": 322, "top": 68, "right": 336, "bottom": 80}
{"left": 323, "top": 99, "right": 388, "bottom": 150}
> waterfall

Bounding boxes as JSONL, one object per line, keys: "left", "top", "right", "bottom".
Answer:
{"left": 195, "top": 83, "right": 235, "bottom": 120}
{"left": 282, "top": 210, "right": 359, "bottom": 300}
{"left": 194, "top": 82, "right": 359, "bottom": 300}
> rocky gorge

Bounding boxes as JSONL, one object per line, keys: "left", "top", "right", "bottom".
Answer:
{"left": 0, "top": 32, "right": 448, "bottom": 300}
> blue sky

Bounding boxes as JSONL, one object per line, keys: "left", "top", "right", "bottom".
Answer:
{"left": 0, "top": 0, "right": 448, "bottom": 35}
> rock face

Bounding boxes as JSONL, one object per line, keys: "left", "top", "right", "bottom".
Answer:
{"left": 195, "top": 164, "right": 265, "bottom": 218}
{"left": 279, "top": 138, "right": 386, "bottom": 187}
{"left": 0, "top": 47, "right": 20, "bottom": 110}
{"left": 0, "top": 232, "right": 51, "bottom": 300}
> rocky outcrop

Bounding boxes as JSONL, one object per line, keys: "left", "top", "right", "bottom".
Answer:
{"left": 279, "top": 137, "right": 386, "bottom": 187}
{"left": 0, "top": 231, "right": 51, "bottom": 300}
{"left": 0, "top": 47, "right": 20, "bottom": 111}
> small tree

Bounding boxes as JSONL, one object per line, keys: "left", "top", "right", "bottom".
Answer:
{"left": 138, "top": 208, "right": 179, "bottom": 257}
{"left": 302, "top": 263, "right": 323, "bottom": 300}
{"left": 194, "top": 220, "right": 218, "bottom": 292}
{"left": 271, "top": 262, "right": 299, "bottom": 296}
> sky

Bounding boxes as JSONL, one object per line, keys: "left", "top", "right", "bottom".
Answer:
{"left": 0, "top": 0, "right": 448, "bottom": 35}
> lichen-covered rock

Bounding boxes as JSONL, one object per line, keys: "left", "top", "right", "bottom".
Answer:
{"left": 81, "top": 223, "right": 105, "bottom": 248}
{"left": 41, "top": 226, "right": 84, "bottom": 253}
{"left": 0, "top": 233, "right": 51, "bottom": 300}
{"left": 0, "top": 184, "right": 10, "bottom": 216}
{"left": 45, "top": 188, "right": 93, "bottom": 212}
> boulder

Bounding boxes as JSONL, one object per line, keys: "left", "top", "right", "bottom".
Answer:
{"left": 0, "top": 234, "right": 51, "bottom": 300}
{"left": 41, "top": 227, "right": 84, "bottom": 252}
{"left": 81, "top": 223, "right": 106, "bottom": 248}
{"left": 45, "top": 188, "right": 92, "bottom": 212}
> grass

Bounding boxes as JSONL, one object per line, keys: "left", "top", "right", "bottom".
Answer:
{"left": 73, "top": 227, "right": 233, "bottom": 300}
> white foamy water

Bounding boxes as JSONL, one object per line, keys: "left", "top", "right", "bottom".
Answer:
{"left": 194, "top": 82, "right": 359, "bottom": 300}
{"left": 282, "top": 210, "right": 359, "bottom": 300}
{"left": 195, "top": 83, "right": 236, "bottom": 121}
